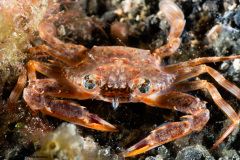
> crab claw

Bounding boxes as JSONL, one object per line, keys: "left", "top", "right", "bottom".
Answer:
{"left": 121, "top": 136, "right": 156, "bottom": 157}
{"left": 38, "top": 100, "right": 118, "bottom": 132}
{"left": 39, "top": 101, "right": 118, "bottom": 132}
{"left": 121, "top": 121, "right": 192, "bottom": 157}
{"left": 78, "top": 111, "right": 118, "bottom": 132}
{"left": 24, "top": 87, "right": 118, "bottom": 132}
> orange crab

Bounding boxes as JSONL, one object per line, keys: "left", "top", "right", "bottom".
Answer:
{"left": 7, "top": 1, "right": 240, "bottom": 157}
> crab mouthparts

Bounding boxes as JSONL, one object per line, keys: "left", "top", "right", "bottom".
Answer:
{"left": 100, "top": 83, "right": 133, "bottom": 109}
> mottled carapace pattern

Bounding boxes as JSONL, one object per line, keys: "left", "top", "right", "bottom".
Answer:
{"left": 64, "top": 46, "right": 175, "bottom": 101}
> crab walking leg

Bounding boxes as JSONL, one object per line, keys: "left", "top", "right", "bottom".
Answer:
{"left": 167, "top": 80, "right": 239, "bottom": 150}
{"left": 23, "top": 86, "right": 117, "bottom": 132}
{"left": 26, "top": 60, "right": 76, "bottom": 89}
{"left": 29, "top": 45, "right": 84, "bottom": 65}
{"left": 38, "top": 23, "right": 89, "bottom": 65}
{"left": 26, "top": 60, "right": 67, "bottom": 82}
{"left": 7, "top": 59, "right": 58, "bottom": 105}
{"left": 153, "top": 1, "right": 185, "bottom": 58}
{"left": 8, "top": 69, "right": 27, "bottom": 104}
{"left": 173, "top": 65, "right": 240, "bottom": 99}
{"left": 122, "top": 92, "right": 209, "bottom": 157}
{"left": 163, "top": 55, "right": 240, "bottom": 73}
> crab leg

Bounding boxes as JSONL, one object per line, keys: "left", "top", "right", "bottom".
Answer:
{"left": 6, "top": 60, "right": 55, "bottom": 106}
{"left": 167, "top": 80, "right": 239, "bottom": 150}
{"left": 8, "top": 69, "right": 27, "bottom": 104}
{"left": 29, "top": 44, "right": 84, "bottom": 65}
{"left": 153, "top": 1, "right": 185, "bottom": 58}
{"left": 163, "top": 55, "right": 240, "bottom": 73}
{"left": 23, "top": 86, "right": 117, "bottom": 132}
{"left": 174, "top": 65, "right": 240, "bottom": 99}
{"left": 26, "top": 60, "right": 70, "bottom": 83}
{"left": 122, "top": 92, "right": 209, "bottom": 157}
{"left": 5, "top": 60, "right": 66, "bottom": 109}
{"left": 32, "top": 23, "right": 89, "bottom": 65}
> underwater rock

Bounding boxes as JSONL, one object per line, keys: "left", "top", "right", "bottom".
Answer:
{"left": 175, "top": 145, "right": 214, "bottom": 160}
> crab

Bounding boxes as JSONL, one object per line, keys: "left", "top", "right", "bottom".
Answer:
{"left": 7, "top": 0, "right": 240, "bottom": 158}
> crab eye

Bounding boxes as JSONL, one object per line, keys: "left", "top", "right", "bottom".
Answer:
{"left": 82, "top": 74, "right": 98, "bottom": 89}
{"left": 137, "top": 78, "right": 151, "bottom": 93}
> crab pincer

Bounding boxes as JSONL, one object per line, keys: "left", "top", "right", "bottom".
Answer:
{"left": 38, "top": 100, "right": 118, "bottom": 132}
{"left": 23, "top": 84, "right": 117, "bottom": 132}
